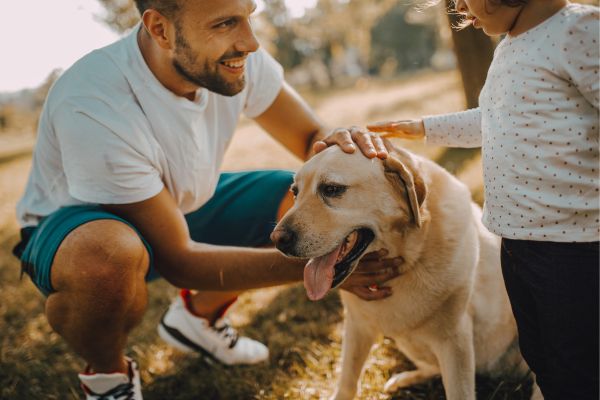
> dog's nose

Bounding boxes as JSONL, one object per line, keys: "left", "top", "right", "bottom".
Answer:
{"left": 270, "top": 227, "right": 296, "bottom": 254}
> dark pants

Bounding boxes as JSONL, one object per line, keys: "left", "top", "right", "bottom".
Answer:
{"left": 500, "top": 238, "right": 599, "bottom": 400}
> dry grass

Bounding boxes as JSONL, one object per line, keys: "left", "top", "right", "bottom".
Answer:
{"left": 0, "top": 70, "right": 532, "bottom": 399}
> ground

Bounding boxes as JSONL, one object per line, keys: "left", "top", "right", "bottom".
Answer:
{"left": 0, "top": 70, "right": 532, "bottom": 399}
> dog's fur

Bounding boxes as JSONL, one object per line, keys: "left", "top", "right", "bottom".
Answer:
{"left": 272, "top": 143, "right": 538, "bottom": 400}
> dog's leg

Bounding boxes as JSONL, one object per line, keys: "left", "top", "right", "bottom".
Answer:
{"left": 330, "top": 310, "right": 378, "bottom": 400}
{"left": 383, "top": 363, "right": 440, "bottom": 393}
{"left": 433, "top": 314, "right": 476, "bottom": 400}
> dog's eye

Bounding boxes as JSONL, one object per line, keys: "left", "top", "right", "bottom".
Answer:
{"left": 290, "top": 185, "right": 299, "bottom": 198}
{"left": 320, "top": 184, "right": 346, "bottom": 198}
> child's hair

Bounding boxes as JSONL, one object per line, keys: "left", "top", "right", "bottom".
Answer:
{"left": 450, "top": 0, "right": 528, "bottom": 29}
{"left": 419, "top": 0, "right": 528, "bottom": 19}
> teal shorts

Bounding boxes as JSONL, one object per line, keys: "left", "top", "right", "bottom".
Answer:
{"left": 13, "top": 170, "right": 294, "bottom": 297}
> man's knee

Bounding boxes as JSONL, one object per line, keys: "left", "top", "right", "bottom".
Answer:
{"left": 50, "top": 219, "right": 150, "bottom": 294}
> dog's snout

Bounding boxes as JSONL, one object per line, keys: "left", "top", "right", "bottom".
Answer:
{"left": 270, "top": 227, "right": 297, "bottom": 254}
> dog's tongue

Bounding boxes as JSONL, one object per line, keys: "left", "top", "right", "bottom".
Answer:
{"left": 303, "top": 244, "right": 342, "bottom": 301}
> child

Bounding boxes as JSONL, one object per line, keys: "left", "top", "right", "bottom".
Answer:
{"left": 368, "top": 0, "right": 599, "bottom": 399}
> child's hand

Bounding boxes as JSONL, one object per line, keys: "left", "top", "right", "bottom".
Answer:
{"left": 367, "top": 119, "right": 425, "bottom": 140}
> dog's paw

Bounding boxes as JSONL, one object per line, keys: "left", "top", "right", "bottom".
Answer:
{"left": 384, "top": 369, "right": 438, "bottom": 393}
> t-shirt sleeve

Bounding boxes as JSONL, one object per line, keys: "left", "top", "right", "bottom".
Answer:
{"left": 423, "top": 108, "right": 482, "bottom": 148}
{"left": 558, "top": 8, "right": 599, "bottom": 110}
{"left": 242, "top": 48, "right": 285, "bottom": 118}
{"left": 53, "top": 99, "right": 164, "bottom": 204}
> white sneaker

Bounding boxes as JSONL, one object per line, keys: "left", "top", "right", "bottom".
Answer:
{"left": 78, "top": 357, "right": 143, "bottom": 400}
{"left": 157, "top": 295, "right": 269, "bottom": 365}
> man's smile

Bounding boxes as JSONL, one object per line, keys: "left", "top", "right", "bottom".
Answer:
{"left": 220, "top": 58, "right": 246, "bottom": 75}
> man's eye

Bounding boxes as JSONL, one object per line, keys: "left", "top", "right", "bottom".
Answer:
{"left": 320, "top": 184, "right": 346, "bottom": 198}
{"left": 215, "top": 19, "right": 237, "bottom": 29}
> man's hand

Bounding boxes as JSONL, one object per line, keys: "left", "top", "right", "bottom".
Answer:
{"left": 339, "top": 249, "right": 403, "bottom": 301}
{"left": 366, "top": 119, "right": 425, "bottom": 140}
{"left": 313, "top": 126, "right": 389, "bottom": 159}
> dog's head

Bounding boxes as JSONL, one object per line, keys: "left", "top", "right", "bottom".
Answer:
{"left": 271, "top": 145, "right": 427, "bottom": 300}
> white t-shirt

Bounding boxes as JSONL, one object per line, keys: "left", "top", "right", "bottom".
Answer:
{"left": 424, "top": 3, "right": 599, "bottom": 242}
{"left": 17, "top": 25, "right": 284, "bottom": 227}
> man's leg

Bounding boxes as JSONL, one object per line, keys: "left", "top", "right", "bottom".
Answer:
{"left": 46, "top": 219, "right": 150, "bottom": 373}
{"left": 186, "top": 188, "right": 294, "bottom": 322}
{"left": 159, "top": 170, "right": 294, "bottom": 363}
{"left": 15, "top": 205, "right": 152, "bottom": 399}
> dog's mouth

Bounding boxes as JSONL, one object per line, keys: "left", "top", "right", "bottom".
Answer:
{"left": 303, "top": 228, "right": 375, "bottom": 301}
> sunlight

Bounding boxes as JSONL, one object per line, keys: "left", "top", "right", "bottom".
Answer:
{"left": 1, "top": 0, "right": 119, "bottom": 92}
{"left": 256, "top": 0, "right": 318, "bottom": 18}
{"left": 2, "top": 0, "right": 319, "bottom": 93}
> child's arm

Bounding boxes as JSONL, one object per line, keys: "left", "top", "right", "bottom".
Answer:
{"left": 367, "top": 119, "right": 425, "bottom": 139}
{"left": 367, "top": 108, "right": 482, "bottom": 148}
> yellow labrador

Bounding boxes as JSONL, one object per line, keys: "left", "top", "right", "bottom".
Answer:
{"left": 271, "top": 143, "right": 539, "bottom": 400}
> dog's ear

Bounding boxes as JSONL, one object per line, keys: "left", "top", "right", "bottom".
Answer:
{"left": 383, "top": 150, "right": 427, "bottom": 228}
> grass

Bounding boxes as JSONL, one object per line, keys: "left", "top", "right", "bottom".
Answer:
{"left": 0, "top": 71, "right": 533, "bottom": 399}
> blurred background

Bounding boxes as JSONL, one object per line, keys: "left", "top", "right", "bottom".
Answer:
{"left": 0, "top": 1, "right": 597, "bottom": 399}
{"left": 0, "top": 0, "right": 511, "bottom": 138}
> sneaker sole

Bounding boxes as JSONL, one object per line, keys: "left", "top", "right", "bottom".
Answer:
{"left": 157, "top": 317, "right": 222, "bottom": 365}
{"left": 157, "top": 312, "right": 269, "bottom": 366}
{"left": 157, "top": 323, "right": 194, "bottom": 353}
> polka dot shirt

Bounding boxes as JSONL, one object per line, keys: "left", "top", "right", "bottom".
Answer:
{"left": 424, "top": 3, "right": 599, "bottom": 242}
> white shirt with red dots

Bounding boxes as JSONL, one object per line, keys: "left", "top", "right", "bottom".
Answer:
{"left": 423, "top": 3, "right": 599, "bottom": 242}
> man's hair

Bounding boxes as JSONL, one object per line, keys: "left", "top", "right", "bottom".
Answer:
{"left": 133, "top": 0, "right": 181, "bottom": 19}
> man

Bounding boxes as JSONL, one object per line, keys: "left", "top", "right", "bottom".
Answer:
{"left": 12, "top": 0, "right": 399, "bottom": 398}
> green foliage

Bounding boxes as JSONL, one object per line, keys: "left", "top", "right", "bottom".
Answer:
{"left": 95, "top": 0, "right": 443, "bottom": 89}
{"left": 97, "top": 0, "right": 140, "bottom": 33}
{"left": 370, "top": 4, "right": 438, "bottom": 75}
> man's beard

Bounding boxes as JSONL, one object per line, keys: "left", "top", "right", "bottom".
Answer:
{"left": 173, "top": 29, "right": 246, "bottom": 97}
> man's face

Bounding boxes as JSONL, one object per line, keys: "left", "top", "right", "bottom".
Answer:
{"left": 171, "top": 0, "right": 259, "bottom": 96}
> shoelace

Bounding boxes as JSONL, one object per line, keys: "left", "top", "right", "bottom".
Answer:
{"left": 94, "top": 382, "right": 135, "bottom": 400}
{"left": 213, "top": 321, "right": 239, "bottom": 349}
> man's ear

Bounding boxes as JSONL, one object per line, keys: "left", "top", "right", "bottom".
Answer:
{"left": 383, "top": 152, "right": 427, "bottom": 228}
{"left": 141, "top": 9, "right": 175, "bottom": 50}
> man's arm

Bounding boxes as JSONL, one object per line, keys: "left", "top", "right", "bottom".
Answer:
{"left": 254, "top": 81, "right": 389, "bottom": 161}
{"left": 103, "top": 188, "right": 305, "bottom": 291}
{"left": 253, "top": 81, "right": 324, "bottom": 161}
{"left": 104, "top": 188, "right": 399, "bottom": 300}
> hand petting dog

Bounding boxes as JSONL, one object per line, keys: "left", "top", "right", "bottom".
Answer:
{"left": 313, "top": 126, "right": 390, "bottom": 159}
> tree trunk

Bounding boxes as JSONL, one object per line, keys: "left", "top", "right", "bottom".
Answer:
{"left": 446, "top": 1, "right": 495, "bottom": 109}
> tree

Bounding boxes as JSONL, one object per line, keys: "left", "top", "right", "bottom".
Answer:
{"left": 97, "top": 0, "right": 139, "bottom": 33}
{"left": 0, "top": 106, "right": 13, "bottom": 131}
{"left": 370, "top": 3, "right": 438, "bottom": 76}
{"left": 92, "top": 0, "right": 496, "bottom": 99}
{"left": 33, "top": 69, "right": 62, "bottom": 109}
{"left": 445, "top": 0, "right": 495, "bottom": 108}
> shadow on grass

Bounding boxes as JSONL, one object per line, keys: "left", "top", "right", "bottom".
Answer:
{"left": 387, "top": 374, "right": 533, "bottom": 400}
{"left": 142, "top": 284, "right": 343, "bottom": 400}
{"left": 0, "top": 227, "right": 341, "bottom": 400}
{"left": 0, "top": 171, "right": 530, "bottom": 400}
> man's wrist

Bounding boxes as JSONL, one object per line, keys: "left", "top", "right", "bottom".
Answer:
{"left": 305, "top": 129, "right": 327, "bottom": 160}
